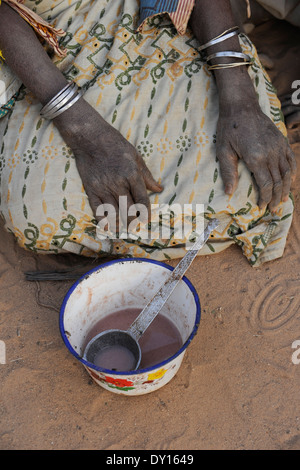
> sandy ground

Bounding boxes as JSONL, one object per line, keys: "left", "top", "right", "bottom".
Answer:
{"left": 0, "top": 19, "right": 300, "bottom": 451}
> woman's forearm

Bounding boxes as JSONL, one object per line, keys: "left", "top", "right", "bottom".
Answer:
{"left": 190, "top": 0, "right": 258, "bottom": 105}
{"left": 0, "top": 2, "right": 67, "bottom": 105}
{"left": 190, "top": 0, "right": 296, "bottom": 210}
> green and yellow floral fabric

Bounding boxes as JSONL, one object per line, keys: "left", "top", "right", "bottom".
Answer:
{"left": 0, "top": 0, "right": 294, "bottom": 266}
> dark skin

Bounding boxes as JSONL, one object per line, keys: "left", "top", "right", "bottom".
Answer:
{"left": 190, "top": 0, "right": 296, "bottom": 212}
{"left": 0, "top": 0, "right": 296, "bottom": 220}
{"left": 0, "top": 2, "right": 163, "bottom": 227}
{"left": 231, "top": 0, "right": 300, "bottom": 145}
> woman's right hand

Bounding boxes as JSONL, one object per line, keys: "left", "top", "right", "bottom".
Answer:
{"left": 53, "top": 97, "right": 163, "bottom": 230}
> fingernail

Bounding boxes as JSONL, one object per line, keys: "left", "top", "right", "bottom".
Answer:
{"left": 259, "top": 203, "right": 267, "bottom": 212}
{"left": 225, "top": 184, "right": 233, "bottom": 195}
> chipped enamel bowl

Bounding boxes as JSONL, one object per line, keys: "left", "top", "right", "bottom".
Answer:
{"left": 60, "top": 259, "right": 201, "bottom": 396}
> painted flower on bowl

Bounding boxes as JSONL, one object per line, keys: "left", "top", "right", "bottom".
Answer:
{"left": 147, "top": 368, "right": 167, "bottom": 381}
{"left": 104, "top": 376, "right": 134, "bottom": 388}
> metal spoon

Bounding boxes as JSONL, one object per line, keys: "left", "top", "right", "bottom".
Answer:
{"left": 83, "top": 218, "right": 219, "bottom": 371}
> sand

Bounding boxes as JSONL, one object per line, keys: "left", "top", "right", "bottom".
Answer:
{"left": 0, "top": 19, "right": 300, "bottom": 450}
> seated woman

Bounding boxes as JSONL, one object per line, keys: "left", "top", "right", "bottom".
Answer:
{"left": 0, "top": 0, "right": 296, "bottom": 266}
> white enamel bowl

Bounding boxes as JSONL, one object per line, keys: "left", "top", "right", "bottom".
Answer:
{"left": 60, "top": 258, "right": 201, "bottom": 396}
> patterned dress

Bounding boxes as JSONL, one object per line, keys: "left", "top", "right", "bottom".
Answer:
{"left": 0, "top": 0, "right": 294, "bottom": 266}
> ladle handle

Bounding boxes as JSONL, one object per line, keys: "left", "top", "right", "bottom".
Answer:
{"left": 127, "top": 218, "right": 219, "bottom": 342}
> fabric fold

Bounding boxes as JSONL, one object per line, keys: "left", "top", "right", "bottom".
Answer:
{"left": 138, "top": 0, "right": 196, "bottom": 35}
{"left": 1, "top": 0, "right": 67, "bottom": 57}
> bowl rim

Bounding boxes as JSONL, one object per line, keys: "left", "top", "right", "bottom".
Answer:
{"left": 59, "top": 258, "right": 201, "bottom": 376}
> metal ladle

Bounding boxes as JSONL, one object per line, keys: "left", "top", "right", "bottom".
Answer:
{"left": 83, "top": 218, "right": 219, "bottom": 371}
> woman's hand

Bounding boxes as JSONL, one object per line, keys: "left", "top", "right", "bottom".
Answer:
{"left": 189, "top": 0, "right": 297, "bottom": 212}
{"left": 54, "top": 98, "right": 163, "bottom": 227}
{"left": 216, "top": 91, "right": 296, "bottom": 212}
{"left": 0, "top": 1, "right": 163, "bottom": 228}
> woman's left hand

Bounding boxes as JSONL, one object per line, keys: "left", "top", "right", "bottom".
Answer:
{"left": 216, "top": 101, "right": 297, "bottom": 212}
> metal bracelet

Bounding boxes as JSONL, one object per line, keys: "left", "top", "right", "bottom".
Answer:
{"left": 207, "top": 61, "right": 252, "bottom": 71}
{"left": 43, "top": 88, "right": 83, "bottom": 119}
{"left": 206, "top": 51, "right": 251, "bottom": 63}
{"left": 40, "top": 82, "right": 78, "bottom": 117}
{"left": 40, "top": 81, "right": 83, "bottom": 119}
{"left": 198, "top": 27, "right": 239, "bottom": 53}
{"left": 40, "top": 82, "right": 73, "bottom": 114}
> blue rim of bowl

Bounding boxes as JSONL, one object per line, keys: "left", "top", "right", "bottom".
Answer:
{"left": 59, "top": 258, "right": 201, "bottom": 376}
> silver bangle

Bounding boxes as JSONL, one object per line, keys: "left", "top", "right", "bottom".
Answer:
{"left": 41, "top": 82, "right": 71, "bottom": 109}
{"left": 198, "top": 27, "right": 239, "bottom": 53}
{"left": 40, "top": 82, "right": 82, "bottom": 119}
{"left": 40, "top": 82, "right": 77, "bottom": 116}
{"left": 206, "top": 51, "right": 251, "bottom": 63}
{"left": 207, "top": 62, "right": 252, "bottom": 70}
{"left": 40, "top": 82, "right": 73, "bottom": 114}
{"left": 43, "top": 89, "right": 83, "bottom": 119}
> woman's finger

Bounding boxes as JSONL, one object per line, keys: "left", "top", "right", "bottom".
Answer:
{"left": 286, "top": 145, "right": 297, "bottom": 180}
{"left": 129, "top": 175, "right": 152, "bottom": 224}
{"left": 253, "top": 165, "right": 274, "bottom": 209}
{"left": 279, "top": 157, "right": 292, "bottom": 202}
{"left": 217, "top": 144, "right": 239, "bottom": 195}
{"left": 268, "top": 164, "right": 283, "bottom": 212}
{"left": 138, "top": 156, "right": 163, "bottom": 193}
{"left": 97, "top": 192, "right": 120, "bottom": 236}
